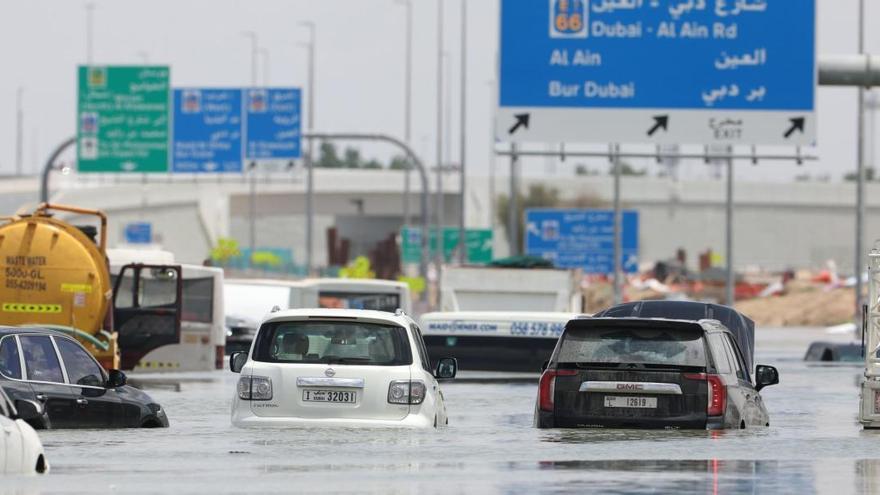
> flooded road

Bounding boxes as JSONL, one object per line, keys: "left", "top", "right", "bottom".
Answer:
{"left": 6, "top": 327, "right": 880, "bottom": 494}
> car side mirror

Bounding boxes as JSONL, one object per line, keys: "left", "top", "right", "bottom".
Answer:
{"left": 434, "top": 357, "right": 457, "bottom": 380}
{"left": 13, "top": 399, "right": 43, "bottom": 421}
{"left": 230, "top": 352, "right": 248, "bottom": 373}
{"left": 755, "top": 365, "right": 779, "bottom": 392}
{"left": 107, "top": 369, "right": 128, "bottom": 388}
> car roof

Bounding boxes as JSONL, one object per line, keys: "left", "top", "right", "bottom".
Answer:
{"left": 261, "top": 308, "right": 411, "bottom": 327}
{"left": 0, "top": 326, "right": 73, "bottom": 339}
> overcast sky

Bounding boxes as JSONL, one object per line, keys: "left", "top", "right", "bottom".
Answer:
{"left": 0, "top": 0, "right": 876, "bottom": 182}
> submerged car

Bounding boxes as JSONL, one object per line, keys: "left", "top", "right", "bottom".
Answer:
{"left": 0, "top": 327, "right": 169, "bottom": 429}
{"left": 534, "top": 317, "right": 779, "bottom": 429}
{"left": 0, "top": 386, "right": 48, "bottom": 474}
{"left": 230, "top": 309, "right": 457, "bottom": 428}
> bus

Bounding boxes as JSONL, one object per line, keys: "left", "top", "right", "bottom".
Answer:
{"left": 109, "top": 249, "right": 226, "bottom": 372}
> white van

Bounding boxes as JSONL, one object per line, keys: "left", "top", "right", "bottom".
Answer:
{"left": 420, "top": 311, "right": 583, "bottom": 372}
{"left": 229, "top": 309, "right": 456, "bottom": 428}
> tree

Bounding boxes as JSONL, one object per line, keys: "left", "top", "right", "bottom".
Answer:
{"left": 389, "top": 155, "right": 409, "bottom": 170}
{"left": 344, "top": 147, "right": 362, "bottom": 169}
{"left": 363, "top": 159, "right": 382, "bottom": 169}
{"left": 316, "top": 142, "right": 343, "bottom": 168}
{"left": 845, "top": 167, "right": 876, "bottom": 182}
{"left": 608, "top": 162, "right": 647, "bottom": 176}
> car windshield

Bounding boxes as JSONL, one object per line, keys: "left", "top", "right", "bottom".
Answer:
{"left": 254, "top": 320, "right": 412, "bottom": 366}
{"left": 558, "top": 327, "right": 707, "bottom": 367}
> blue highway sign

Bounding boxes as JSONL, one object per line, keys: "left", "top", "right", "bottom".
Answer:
{"left": 173, "top": 88, "right": 243, "bottom": 173}
{"left": 525, "top": 209, "right": 639, "bottom": 274}
{"left": 497, "top": 0, "right": 816, "bottom": 145}
{"left": 245, "top": 88, "right": 302, "bottom": 160}
{"left": 124, "top": 222, "right": 153, "bottom": 244}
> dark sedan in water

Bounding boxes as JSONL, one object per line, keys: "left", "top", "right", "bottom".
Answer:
{"left": 0, "top": 327, "right": 168, "bottom": 429}
{"left": 535, "top": 317, "right": 779, "bottom": 429}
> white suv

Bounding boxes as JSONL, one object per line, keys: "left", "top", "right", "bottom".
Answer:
{"left": 230, "top": 309, "right": 456, "bottom": 428}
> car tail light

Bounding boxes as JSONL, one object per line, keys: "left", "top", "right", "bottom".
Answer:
{"left": 538, "top": 369, "right": 577, "bottom": 412}
{"left": 684, "top": 373, "right": 726, "bottom": 417}
{"left": 238, "top": 376, "right": 273, "bottom": 401}
{"left": 388, "top": 380, "right": 426, "bottom": 405}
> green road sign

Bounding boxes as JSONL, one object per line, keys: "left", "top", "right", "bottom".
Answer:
{"left": 401, "top": 227, "right": 493, "bottom": 265}
{"left": 77, "top": 66, "right": 170, "bottom": 173}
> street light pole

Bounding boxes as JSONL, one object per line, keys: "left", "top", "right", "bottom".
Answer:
{"left": 856, "top": 0, "right": 867, "bottom": 329}
{"left": 242, "top": 31, "right": 259, "bottom": 263}
{"left": 457, "top": 0, "right": 467, "bottom": 264}
{"left": 395, "top": 0, "right": 413, "bottom": 227}
{"left": 300, "top": 21, "right": 317, "bottom": 275}
{"left": 435, "top": 0, "right": 445, "bottom": 275}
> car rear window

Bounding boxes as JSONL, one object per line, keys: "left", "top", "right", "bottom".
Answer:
{"left": 557, "top": 327, "right": 707, "bottom": 367}
{"left": 253, "top": 320, "right": 412, "bottom": 366}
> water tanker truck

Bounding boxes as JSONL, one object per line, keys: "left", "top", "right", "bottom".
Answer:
{"left": 0, "top": 203, "right": 181, "bottom": 370}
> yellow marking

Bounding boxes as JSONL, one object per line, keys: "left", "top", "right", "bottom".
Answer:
{"left": 2, "top": 303, "right": 62, "bottom": 314}
{"left": 61, "top": 283, "right": 93, "bottom": 294}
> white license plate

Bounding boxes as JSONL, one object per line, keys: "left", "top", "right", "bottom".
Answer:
{"left": 604, "top": 396, "right": 657, "bottom": 409}
{"left": 302, "top": 389, "right": 357, "bottom": 403}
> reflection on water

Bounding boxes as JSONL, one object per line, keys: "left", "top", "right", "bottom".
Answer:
{"left": 3, "top": 328, "right": 880, "bottom": 494}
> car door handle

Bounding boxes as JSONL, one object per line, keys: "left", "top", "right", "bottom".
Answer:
{"left": 76, "top": 398, "right": 89, "bottom": 406}
{"left": 35, "top": 393, "right": 47, "bottom": 402}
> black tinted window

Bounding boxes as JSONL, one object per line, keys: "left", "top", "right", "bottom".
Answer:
{"left": 56, "top": 338, "right": 104, "bottom": 387}
{"left": 411, "top": 325, "right": 432, "bottom": 372}
{"left": 0, "top": 337, "right": 22, "bottom": 380}
{"left": 20, "top": 335, "right": 64, "bottom": 383}
{"left": 254, "top": 321, "right": 412, "bottom": 366}
{"left": 182, "top": 277, "right": 215, "bottom": 323}
{"left": 558, "top": 327, "right": 707, "bottom": 367}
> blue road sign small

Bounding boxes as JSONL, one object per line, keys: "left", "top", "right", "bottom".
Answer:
{"left": 124, "top": 222, "right": 153, "bottom": 244}
{"left": 245, "top": 88, "right": 302, "bottom": 160}
{"left": 173, "top": 88, "right": 243, "bottom": 173}
{"left": 525, "top": 209, "right": 639, "bottom": 274}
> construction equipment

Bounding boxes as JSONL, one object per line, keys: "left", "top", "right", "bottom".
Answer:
{"left": 0, "top": 203, "right": 181, "bottom": 370}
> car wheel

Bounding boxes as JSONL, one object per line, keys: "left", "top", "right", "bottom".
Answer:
{"left": 740, "top": 420, "right": 746, "bottom": 430}
{"left": 35, "top": 455, "right": 47, "bottom": 474}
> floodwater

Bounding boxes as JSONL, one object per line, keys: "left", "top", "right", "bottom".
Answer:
{"left": 5, "top": 327, "right": 880, "bottom": 494}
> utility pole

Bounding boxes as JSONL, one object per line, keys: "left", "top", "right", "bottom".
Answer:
{"left": 242, "top": 31, "right": 259, "bottom": 262}
{"left": 15, "top": 88, "right": 23, "bottom": 176}
{"left": 395, "top": 0, "right": 413, "bottom": 227}
{"left": 457, "top": 0, "right": 467, "bottom": 264}
{"left": 855, "top": 0, "right": 867, "bottom": 330}
{"left": 435, "top": 0, "right": 445, "bottom": 274}
{"left": 300, "top": 21, "right": 317, "bottom": 275}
